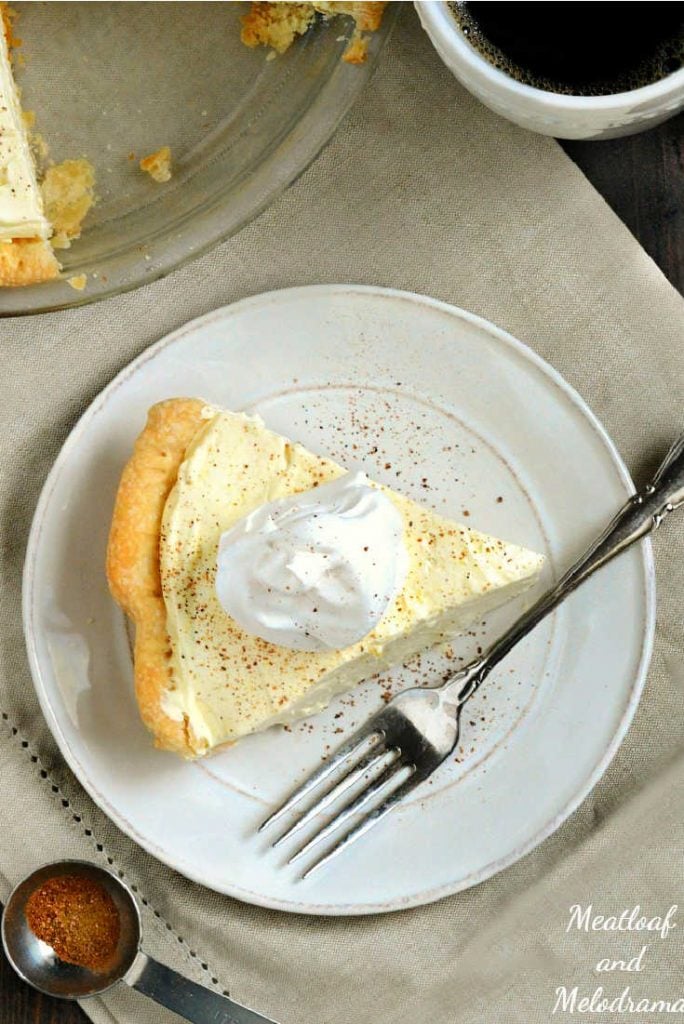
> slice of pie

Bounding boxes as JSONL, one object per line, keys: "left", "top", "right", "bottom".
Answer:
{"left": 0, "top": 4, "right": 94, "bottom": 286}
{"left": 241, "top": 2, "right": 387, "bottom": 64}
{"left": 106, "top": 398, "right": 544, "bottom": 759}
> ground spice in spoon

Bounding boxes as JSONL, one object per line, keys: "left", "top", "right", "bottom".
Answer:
{"left": 25, "top": 874, "right": 120, "bottom": 971}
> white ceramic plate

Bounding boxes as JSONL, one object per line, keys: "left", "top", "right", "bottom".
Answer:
{"left": 24, "top": 286, "right": 654, "bottom": 914}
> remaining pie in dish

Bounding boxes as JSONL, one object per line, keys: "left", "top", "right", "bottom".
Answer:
{"left": 0, "top": 3, "right": 94, "bottom": 286}
{"left": 241, "top": 2, "right": 388, "bottom": 64}
{"left": 0, "top": 2, "right": 382, "bottom": 288}
{"left": 0, "top": 4, "right": 57, "bottom": 285}
{"left": 106, "top": 398, "right": 544, "bottom": 759}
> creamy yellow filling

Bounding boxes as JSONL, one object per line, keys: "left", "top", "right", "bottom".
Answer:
{"left": 0, "top": 28, "right": 50, "bottom": 241}
{"left": 159, "top": 410, "right": 544, "bottom": 753}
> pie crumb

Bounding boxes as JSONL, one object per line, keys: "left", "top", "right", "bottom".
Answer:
{"left": 140, "top": 146, "right": 172, "bottom": 183}
{"left": 67, "top": 273, "right": 87, "bottom": 291}
{"left": 41, "top": 158, "right": 96, "bottom": 249}
{"left": 341, "top": 29, "right": 368, "bottom": 63}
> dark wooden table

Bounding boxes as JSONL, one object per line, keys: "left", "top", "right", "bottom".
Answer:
{"left": 2, "top": 115, "right": 682, "bottom": 1023}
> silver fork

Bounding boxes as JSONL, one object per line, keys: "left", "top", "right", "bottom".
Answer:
{"left": 259, "top": 435, "right": 684, "bottom": 878}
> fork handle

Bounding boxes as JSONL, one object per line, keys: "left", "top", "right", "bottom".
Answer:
{"left": 450, "top": 434, "right": 684, "bottom": 706}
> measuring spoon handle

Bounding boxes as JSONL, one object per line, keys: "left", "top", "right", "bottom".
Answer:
{"left": 127, "top": 951, "right": 279, "bottom": 1024}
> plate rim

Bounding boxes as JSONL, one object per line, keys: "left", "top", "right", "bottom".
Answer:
{"left": 22, "top": 284, "right": 656, "bottom": 914}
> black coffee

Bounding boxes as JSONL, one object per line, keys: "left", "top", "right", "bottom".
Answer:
{"left": 449, "top": 2, "right": 684, "bottom": 96}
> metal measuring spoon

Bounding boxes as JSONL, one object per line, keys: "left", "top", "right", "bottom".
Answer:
{"left": 1, "top": 860, "right": 278, "bottom": 1023}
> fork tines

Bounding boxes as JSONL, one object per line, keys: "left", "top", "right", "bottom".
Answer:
{"left": 258, "top": 719, "right": 421, "bottom": 878}
{"left": 258, "top": 729, "right": 385, "bottom": 834}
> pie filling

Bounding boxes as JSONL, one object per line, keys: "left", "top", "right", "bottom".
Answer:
{"left": 158, "top": 409, "right": 544, "bottom": 753}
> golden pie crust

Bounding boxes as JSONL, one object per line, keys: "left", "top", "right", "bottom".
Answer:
{"left": 0, "top": 237, "right": 59, "bottom": 286}
{"left": 106, "top": 398, "right": 207, "bottom": 758}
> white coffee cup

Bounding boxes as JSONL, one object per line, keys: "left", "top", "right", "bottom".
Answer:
{"left": 415, "top": 1, "right": 684, "bottom": 139}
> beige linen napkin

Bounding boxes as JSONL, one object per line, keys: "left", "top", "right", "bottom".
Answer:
{"left": 1, "top": 8, "right": 683, "bottom": 1023}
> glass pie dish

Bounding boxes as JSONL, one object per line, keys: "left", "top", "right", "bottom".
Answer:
{"left": 1, "top": 1, "right": 396, "bottom": 316}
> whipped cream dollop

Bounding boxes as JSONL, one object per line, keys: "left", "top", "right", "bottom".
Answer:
{"left": 215, "top": 471, "right": 408, "bottom": 652}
